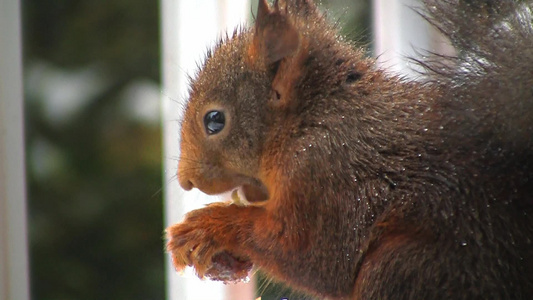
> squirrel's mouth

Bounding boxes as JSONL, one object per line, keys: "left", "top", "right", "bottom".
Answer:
{"left": 222, "top": 180, "right": 269, "bottom": 206}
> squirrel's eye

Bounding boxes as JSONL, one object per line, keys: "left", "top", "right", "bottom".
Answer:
{"left": 203, "top": 110, "right": 225, "bottom": 135}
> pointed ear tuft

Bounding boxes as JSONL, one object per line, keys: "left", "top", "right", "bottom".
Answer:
{"left": 252, "top": 0, "right": 300, "bottom": 65}
{"left": 256, "top": 0, "right": 271, "bottom": 23}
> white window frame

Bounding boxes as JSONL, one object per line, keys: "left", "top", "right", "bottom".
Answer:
{"left": 161, "top": 0, "right": 256, "bottom": 299}
{"left": 373, "top": 0, "right": 432, "bottom": 76}
{"left": 0, "top": 0, "right": 30, "bottom": 299}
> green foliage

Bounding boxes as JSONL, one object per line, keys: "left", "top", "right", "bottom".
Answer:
{"left": 24, "top": 0, "right": 159, "bottom": 78}
{"left": 24, "top": 0, "right": 163, "bottom": 299}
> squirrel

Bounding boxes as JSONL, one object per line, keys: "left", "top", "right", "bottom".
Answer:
{"left": 166, "top": 0, "right": 533, "bottom": 299}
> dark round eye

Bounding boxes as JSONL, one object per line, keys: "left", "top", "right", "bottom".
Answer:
{"left": 203, "top": 110, "right": 225, "bottom": 135}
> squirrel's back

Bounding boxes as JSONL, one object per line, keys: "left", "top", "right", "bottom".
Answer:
{"left": 361, "top": 1, "right": 533, "bottom": 298}
{"left": 427, "top": 0, "right": 533, "bottom": 155}
{"left": 420, "top": 0, "right": 533, "bottom": 235}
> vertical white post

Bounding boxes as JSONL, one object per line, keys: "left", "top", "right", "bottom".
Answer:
{"left": 373, "top": 0, "right": 430, "bottom": 76}
{"left": 161, "top": 0, "right": 254, "bottom": 300}
{"left": 0, "top": 0, "right": 30, "bottom": 300}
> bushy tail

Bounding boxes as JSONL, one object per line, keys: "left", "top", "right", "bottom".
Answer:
{"left": 423, "top": 0, "right": 533, "bottom": 150}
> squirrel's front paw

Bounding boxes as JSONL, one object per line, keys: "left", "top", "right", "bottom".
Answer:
{"left": 165, "top": 206, "right": 252, "bottom": 282}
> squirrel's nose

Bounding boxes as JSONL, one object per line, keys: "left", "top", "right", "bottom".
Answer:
{"left": 177, "top": 159, "right": 195, "bottom": 190}
{"left": 179, "top": 177, "right": 194, "bottom": 191}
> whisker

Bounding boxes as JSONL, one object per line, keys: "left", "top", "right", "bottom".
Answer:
{"left": 256, "top": 272, "right": 274, "bottom": 298}
{"left": 151, "top": 187, "right": 164, "bottom": 199}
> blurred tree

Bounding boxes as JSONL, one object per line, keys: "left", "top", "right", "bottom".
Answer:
{"left": 23, "top": 0, "right": 163, "bottom": 299}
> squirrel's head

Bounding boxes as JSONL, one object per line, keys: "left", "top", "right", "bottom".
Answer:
{"left": 178, "top": 0, "right": 367, "bottom": 203}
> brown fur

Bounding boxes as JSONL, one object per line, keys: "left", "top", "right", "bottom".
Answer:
{"left": 167, "top": 0, "right": 533, "bottom": 298}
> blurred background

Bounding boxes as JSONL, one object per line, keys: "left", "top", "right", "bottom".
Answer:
{"left": 22, "top": 0, "right": 370, "bottom": 299}
{"left": 23, "top": 1, "right": 163, "bottom": 299}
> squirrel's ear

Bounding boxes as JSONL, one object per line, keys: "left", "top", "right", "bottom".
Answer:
{"left": 252, "top": 0, "right": 299, "bottom": 65}
{"left": 251, "top": 0, "right": 308, "bottom": 110}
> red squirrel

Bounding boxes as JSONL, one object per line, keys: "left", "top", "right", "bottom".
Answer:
{"left": 166, "top": 0, "right": 533, "bottom": 299}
